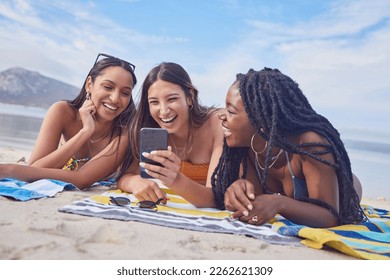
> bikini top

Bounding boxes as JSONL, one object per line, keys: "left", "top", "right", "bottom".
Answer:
{"left": 62, "top": 157, "right": 118, "bottom": 182}
{"left": 285, "top": 151, "right": 309, "bottom": 199}
{"left": 180, "top": 161, "right": 209, "bottom": 184}
{"left": 62, "top": 157, "right": 90, "bottom": 171}
{"left": 285, "top": 151, "right": 342, "bottom": 223}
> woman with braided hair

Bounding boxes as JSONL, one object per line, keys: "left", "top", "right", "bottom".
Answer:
{"left": 213, "top": 67, "right": 366, "bottom": 228}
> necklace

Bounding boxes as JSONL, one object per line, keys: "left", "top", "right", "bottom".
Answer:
{"left": 254, "top": 147, "right": 283, "bottom": 171}
{"left": 169, "top": 129, "right": 194, "bottom": 161}
{"left": 253, "top": 153, "right": 283, "bottom": 196}
{"left": 251, "top": 134, "right": 284, "bottom": 195}
{"left": 89, "top": 129, "right": 111, "bottom": 143}
{"left": 250, "top": 134, "right": 282, "bottom": 170}
{"left": 87, "top": 141, "right": 94, "bottom": 157}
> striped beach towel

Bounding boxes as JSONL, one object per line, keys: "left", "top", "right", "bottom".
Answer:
{"left": 273, "top": 205, "right": 390, "bottom": 260}
{"left": 59, "top": 187, "right": 300, "bottom": 246}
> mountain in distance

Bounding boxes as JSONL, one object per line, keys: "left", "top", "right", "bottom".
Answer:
{"left": 0, "top": 67, "right": 80, "bottom": 109}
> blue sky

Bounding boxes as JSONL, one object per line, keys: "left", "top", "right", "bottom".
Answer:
{"left": 1, "top": 0, "right": 390, "bottom": 137}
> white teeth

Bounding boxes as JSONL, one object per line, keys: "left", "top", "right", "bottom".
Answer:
{"left": 223, "top": 126, "right": 232, "bottom": 137}
{"left": 161, "top": 115, "right": 176, "bottom": 123}
{"left": 103, "top": 103, "right": 118, "bottom": 111}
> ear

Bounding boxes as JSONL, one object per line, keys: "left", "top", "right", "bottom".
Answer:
{"left": 84, "top": 76, "right": 93, "bottom": 93}
{"left": 186, "top": 98, "right": 193, "bottom": 107}
{"left": 186, "top": 89, "right": 194, "bottom": 107}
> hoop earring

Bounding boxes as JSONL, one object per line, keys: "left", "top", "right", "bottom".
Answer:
{"left": 86, "top": 92, "right": 91, "bottom": 100}
{"left": 189, "top": 104, "right": 193, "bottom": 111}
{"left": 250, "top": 133, "right": 267, "bottom": 154}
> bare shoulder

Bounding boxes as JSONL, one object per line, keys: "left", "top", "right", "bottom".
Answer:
{"left": 194, "top": 108, "right": 223, "bottom": 151}
{"left": 297, "top": 131, "right": 335, "bottom": 163}
{"left": 205, "top": 109, "right": 224, "bottom": 138}
{"left": 298, "top": 131, "right": 329, "bottom": 145}
{"left": 208, "top": 108, "right": 224, "bottom": 128}
{"left": 46, "top": 101, "right": 77, "bottom": 121}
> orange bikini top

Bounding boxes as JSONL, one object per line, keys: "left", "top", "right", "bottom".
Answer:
{"left": 181, "top": 161, "right": 209, "bottom": 184}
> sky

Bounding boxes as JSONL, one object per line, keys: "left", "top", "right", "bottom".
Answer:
{"left": 1, "top": 0, "right": 390, "bottom": 139}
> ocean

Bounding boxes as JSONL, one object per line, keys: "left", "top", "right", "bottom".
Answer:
{"left": 0, "top": 103, "right": 389, "bottom": 199}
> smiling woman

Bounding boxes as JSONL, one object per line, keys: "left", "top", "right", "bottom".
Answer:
{"left": 118, "top": 62, "right": 224, "bottom": 207}
{"left": 212, "top": 67, "right": 366, "bottom": 228}
{"left": 0, "top": 53, "right": 137, "bottom": 190}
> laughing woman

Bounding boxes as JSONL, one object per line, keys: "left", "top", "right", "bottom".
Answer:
{"left": 0, "top": 54, "right": 137, "bottom": 190}
{"left": 213, "top": 67, "right": 366, "bottom": 228}
{"left": 118, "top": 62, "right": 224, "bottom": 207}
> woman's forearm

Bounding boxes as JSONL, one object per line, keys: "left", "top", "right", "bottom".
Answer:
{"left": 277, "top": 195, "right": 339, "bottom": 227}
{"left": 30, "top": 128, "right": 92, "bottom": 169}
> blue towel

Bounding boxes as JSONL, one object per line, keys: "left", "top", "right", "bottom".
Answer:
{"left": 273, "top": 205, "right": 390, "bottom": 260}
{"left": 0, "top": 178, "right": 76, "bottom": 201}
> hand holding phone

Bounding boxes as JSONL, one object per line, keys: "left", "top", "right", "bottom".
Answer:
{"left": 140, "top": 128, "right": 168, "bottom": 178}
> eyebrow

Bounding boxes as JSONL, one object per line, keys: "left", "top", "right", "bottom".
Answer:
{"left": 102, "top": 79, "right": 133, "bottom": 90}
{"left": 148, "top": 92, "right": 181, "bottom": 100}
{"left": 226, "top": 102, "right": 238, "bottom": 111}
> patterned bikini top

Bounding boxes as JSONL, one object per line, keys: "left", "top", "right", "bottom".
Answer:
{"left": 62, "top": 157, "right": 90, "bottom": 171}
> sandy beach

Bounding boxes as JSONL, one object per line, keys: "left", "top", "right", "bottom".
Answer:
{"left": 0, "top": 146, "right": 389, "bottom": 260}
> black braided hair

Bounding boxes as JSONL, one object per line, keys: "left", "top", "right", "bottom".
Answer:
{"left": 212, "top": 67, "right": 366, "bottom": 225}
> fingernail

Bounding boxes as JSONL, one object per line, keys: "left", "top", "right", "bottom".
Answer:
{"left": 249, "top": 194, "right": 255, "bottom": 199}
{"left": 142, "top": 152, "right": 150, "bottom": 157}
{"left": 243, "top": 210, "right": 249, "bottom": 216}
{"left": 139, "top": 162, "right": 145, "bottom": 167}
{"left": 150, "top": 151, "right": 156, "bottom": 154}
{"left": 247, "top": 204, "right": 253, "bottom": 210}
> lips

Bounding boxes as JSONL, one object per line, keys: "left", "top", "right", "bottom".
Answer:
{"left": 222, "top": 126, "right": 232, "bottom": 137}
{"left": 161, "top": 115, "right": 177, "bottom": 124}
{"left": 103, "top": 102, "right": 118, "bottom": 111}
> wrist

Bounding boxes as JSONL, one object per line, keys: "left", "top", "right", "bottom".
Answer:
{"left": 79, "top": 127, "right": 94, "bottom": 139}
{"left": 166, "top": 172, "right": 185, "bottom": 190}
{"left": 119, "top": 174, "right": 138, "bottom": 192}
{"left": 274, "top": 194, "right": 287, "bottom": 215}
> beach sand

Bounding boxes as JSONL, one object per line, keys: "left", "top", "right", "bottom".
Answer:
{"left": 0, "top": 146, "right": 388, "bottom": 260}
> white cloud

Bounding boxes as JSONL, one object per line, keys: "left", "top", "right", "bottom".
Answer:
{"left": 0, "top": 0, "right": 188, "bottom": 87}
{"left": 209, "top": 0, "right": 390, "bottom": 113}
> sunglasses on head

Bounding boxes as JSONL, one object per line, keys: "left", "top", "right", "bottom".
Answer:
{"left": 93, "top": 53, "right": 136, "bottom": 72}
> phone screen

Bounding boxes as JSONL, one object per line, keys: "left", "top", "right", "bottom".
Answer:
{"left": 140, "top": 128, "right": 168, "bottom": 178}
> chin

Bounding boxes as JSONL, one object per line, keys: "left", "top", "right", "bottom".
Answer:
{"left": 226, "top": 137, "right": 248, "bottom": 148}
{"left": 225, "top": 138, "right": 236, "bottom": 147}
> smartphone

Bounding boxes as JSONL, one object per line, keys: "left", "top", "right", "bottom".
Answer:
{"left": 140, "top": 127, "right": 168, "bottom": 179}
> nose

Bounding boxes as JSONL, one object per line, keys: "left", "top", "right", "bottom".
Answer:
{"left": 218, "top": 110, "right": 226, "bottom": 121}
{"left": 110, "top": 90, "right": 120, "bottom": 103}
{"left": 159, "top": 102, "right": 170, "bottom": 116}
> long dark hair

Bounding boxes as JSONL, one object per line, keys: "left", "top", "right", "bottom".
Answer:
{"left": 67, "top": 56, "right": 137, "bottom": 178}
{"left": 127, "top": 62, "right": 218, "bottom": 162}
{"left": 212, "top": 67, "right": 366, "bottom": 225}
